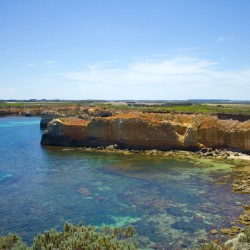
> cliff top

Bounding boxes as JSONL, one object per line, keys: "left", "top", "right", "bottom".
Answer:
{"left": 56, "top": 113, "right": 250, "bottom": 131}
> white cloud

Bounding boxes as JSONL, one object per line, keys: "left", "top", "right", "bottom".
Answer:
{"left": 61, "top": 56, "right": 216, "bottom": 84}
{"left": 16, "top": 55, "right": 249, "bottom": 100}
{"left": 52, "top": 55, "right": 249, "bottom": 99}
{"left": 129, "top": 57, "right": 217, "bottom": 74}
{"left": 59, "top": 56, "right": 249, "bottom": 87}
{"left": 45, "top": 60, "right": 56, "bottom": 64}
{"left": 25, "top": 60, "right": 56, "bottom": 67}
{"left": 218, "top": 35, "right": 233, "bottom": 43}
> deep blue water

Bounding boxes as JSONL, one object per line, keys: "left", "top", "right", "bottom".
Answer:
{"left": 0, "top": 116, "right": 248, "bottom": 249}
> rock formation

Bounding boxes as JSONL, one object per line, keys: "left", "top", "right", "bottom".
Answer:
{"left": 40, "top": 111, "right": 64, "bottom": 129}
{"left": 41, "top": 113, "right": 250, "bottom": 153}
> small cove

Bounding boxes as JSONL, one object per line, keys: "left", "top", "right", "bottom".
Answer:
{"left": 0, "top": 116, "right": 249, "bottom": 249}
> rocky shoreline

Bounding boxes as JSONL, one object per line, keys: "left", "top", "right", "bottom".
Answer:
{"left": 40, "top": 111, "right": 250, "bottom": 242}
{"left": 44, "top": 144, "right": 250, "bottom": 247}
{"left": 1, "top": 107, "right": 249, "bottom": 248}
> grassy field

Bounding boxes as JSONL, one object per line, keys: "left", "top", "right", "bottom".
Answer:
{"left": 0, "top": 101, "right": 250, "bottom": 115}
{"left": 94, "top": 102, "right": 250, "bottom": 115}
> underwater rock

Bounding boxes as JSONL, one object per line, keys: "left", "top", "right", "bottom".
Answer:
{"left": 220, "top": 226, "right": 241, "bottom": 237}
{"left": 220, "top": 228, "right": 236, "bottom": 236}
{"left": 232, "top": 174, "right": 250, "bottom": 194}
{"left": 243, "top": 204, "right": 250, "bottom": 214}
{"left": 172, "top": 217, "right": 208, "bottom": 233}
{"left": 77, "top": 187, "right": 92, "bottom": 197}
{"left": 95, "top": 195, "right": 108, "bottom": 202}
{"left": 210, "top": 229, "right": 218, "bottom": 235}
{"left": 237, "top": 214, "right": 250, "bottom": 225}
{"left": 0, "top": 172, "right": 13, "bottom": 182}
{"left": 166, "top": 207, "right": 193, "bottom": 217}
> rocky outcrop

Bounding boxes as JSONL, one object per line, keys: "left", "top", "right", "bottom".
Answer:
{"left": 196, "top": 116, "right": 250, "bottom": 152}
{"left": 41, "top": 113, "right": 250, "bottom": 152}
{"left": 87, "top": 108, "right": 113, "bottom": 117}
{"left": 40, "top": 111, "right": 64, "bottom": 129}
{"left": 217, "top": 113, "right": 250, "bottom": 122}
{"left": 0, "top": 107, "right": 45, "bottom": 116}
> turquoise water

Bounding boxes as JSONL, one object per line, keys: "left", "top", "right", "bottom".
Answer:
{"left": 0, "top": 116, "right": 248, "bottom": 249}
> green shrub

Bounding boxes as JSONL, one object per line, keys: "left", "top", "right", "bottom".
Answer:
{"left": 198, "top": 243, "right": 219, "bottom": 250}
{"left": 193, "top": 242, "right": 231, "bottom": 250}
{"left": 0, "top": 222, "right": 138, "bottom": 250}
{"left": 239, "top": 227, "right": 250, "bottom": 243}
{"left": 0, "top": 233, "right": 27, "bottom": 250}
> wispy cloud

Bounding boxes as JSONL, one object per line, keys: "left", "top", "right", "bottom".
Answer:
{"left": 51, "top": 55, "right": 249, "bottom": 99}
{"left": 59, "top": 56, "right": 244, "bottom": 87}
{"left": 45, "top": 60, "right": 56, "bottom": 64}
{"left": 62, "top": 56, "right": 216, "bottom": 83}
{"left": 218, "top": 35, "right": 233, "bottom": 43}
{"left": 19, "top": 55, "right": 249, "bottom": 100}
{"left": 25, "top": 60, "right": 56, "bottom": 67}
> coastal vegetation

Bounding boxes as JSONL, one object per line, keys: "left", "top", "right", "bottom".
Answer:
{"left": 0, "top": 105, "right": 249, "bottom": 249}
{"left": 1, "top": 101, "right": 250, "bottom": 116}
{"left": 196, "top": 226, "right": 250, "bottom": 249}
{"left": 0, "top": 222, "right": 137, "bottom": 250}
{"left": 0, "top": 224, "right": 249, "bottom": 249}
{"left": 95, "top": 103, "right": 250, "bottom": 116}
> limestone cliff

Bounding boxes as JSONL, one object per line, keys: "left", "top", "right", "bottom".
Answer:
{"left": 40, "top": 111, "right": 64, "bottom": 129}
{"left": 41, "top": 113, "right": 250, "bottom": 152}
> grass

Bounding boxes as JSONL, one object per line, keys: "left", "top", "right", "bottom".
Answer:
{"left": 1, "top": 101, "right": 250, "bottom": 115}
{"left": 95, "top": 103, "right": 250, "bottom": 115}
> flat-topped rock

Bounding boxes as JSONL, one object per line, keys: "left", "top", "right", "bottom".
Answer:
{"left": 41, "top": 113, "right": 250, "bottom": 152}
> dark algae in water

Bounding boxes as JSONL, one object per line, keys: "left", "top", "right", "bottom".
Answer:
{"left": 0, "top": 117, "right": 249, "bottom": 249}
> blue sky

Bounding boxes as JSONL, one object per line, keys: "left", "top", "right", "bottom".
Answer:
{"left": 1, "top": 0, "right": 250, "bottom": 100}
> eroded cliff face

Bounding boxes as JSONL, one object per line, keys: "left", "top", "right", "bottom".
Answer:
{"left": 196, "top": 116, "right": 250, "bottom": 152}
{"left": 41, "top": 113, "right": 250, "bottom": 152}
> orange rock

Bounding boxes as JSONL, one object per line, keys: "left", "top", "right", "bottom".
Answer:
{"left": 41, "top": 113, "right": 250, "bottom": 152}
{"left": 210, "top": 229, "right": 218, "bottom": 235}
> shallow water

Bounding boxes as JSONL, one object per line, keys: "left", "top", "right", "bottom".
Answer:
{"left": 0, "top": 116, "right": 248, "bottom": 249}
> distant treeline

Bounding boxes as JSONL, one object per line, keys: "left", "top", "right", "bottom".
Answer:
{"left": 1, "top": 99, "right": 250, "bottom": 104}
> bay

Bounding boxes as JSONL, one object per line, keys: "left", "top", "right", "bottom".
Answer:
{"left": 0, "top": 116, "right": 248, "bottom": 249}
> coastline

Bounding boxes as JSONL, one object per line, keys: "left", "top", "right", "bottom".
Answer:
{"left": 1, "top": 113, "right": 249, "bottom": 248}
{"left": 43, "top": 144, "right": 250, "bottom": 245}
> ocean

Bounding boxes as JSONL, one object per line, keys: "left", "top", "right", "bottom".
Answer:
{"left": 0, "top": 116, "right": 248, "bottom": 249}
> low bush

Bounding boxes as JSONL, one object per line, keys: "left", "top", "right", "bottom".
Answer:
{"left": 0, "top": 222, "right": 137, "bottom": 250}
